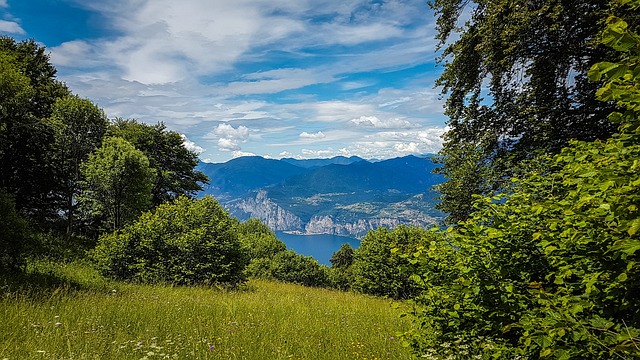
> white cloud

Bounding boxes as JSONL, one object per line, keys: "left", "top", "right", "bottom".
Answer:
{"left": 206, "top": 123, "right": 251, "bottom": 152}
{"left": 232, "top": 150, "right": 257, "bottom": 158}
{"left": 213, "top": 123, "right": 250, "bottom": 139}
{"left": 301, "top": 148, "right": 347, "bottom": 158}
{"left": 50, "top": 41, "right": 102, "bottom": 67}
{"left": 0, "top": 1, "right": 8, "bottom": 8}
{"left": 394, "top": 142, "right": 421, "bottom": 153}
{"left": 317, "top": 23, "right": 403, "bottom": 45}
{"left": 180, "top": 134, "right": 205, "bottom": 154}
{"left": 0, "top": 20, "right": 25, "bottom": 34}
{"left": 64, "top": 0, "right": 312, "bottom": 84}
{"left": 217, "top": 138, "right": 241, "bottom": 151}
{"left": 299, "top": 131, "right": 326, "bottom": 139}
{"left": 350, "top": 115, "right": 415, "bottom": 129}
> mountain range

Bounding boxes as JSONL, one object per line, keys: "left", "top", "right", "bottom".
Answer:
{"left": 196, "top": 155, "right": 445, "bottom": 237}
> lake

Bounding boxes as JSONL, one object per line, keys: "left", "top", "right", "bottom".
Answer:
{"left": 275, "top": 231, "right": 361, "bottom": 266}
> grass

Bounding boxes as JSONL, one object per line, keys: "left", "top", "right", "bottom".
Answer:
{"left": 0, "top": 260, "right": 412, "bottom": 359}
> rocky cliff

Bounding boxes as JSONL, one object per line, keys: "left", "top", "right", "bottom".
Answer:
{"left": 227, "top": 191, "right": 304, "bottom": 231}
{"left": 304, "top": 215, "right": 437, "bottom": 238}
{"left": 226, "top": 191, "right": 440, "bottom": 238}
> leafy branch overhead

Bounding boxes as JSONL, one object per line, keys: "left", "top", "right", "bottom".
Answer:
{"left": 431, "top": 0, "right": 639, "bottom": 223}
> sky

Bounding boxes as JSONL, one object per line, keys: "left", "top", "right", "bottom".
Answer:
{"left": 1, "top": 0, "right": 449, "bottom": 163}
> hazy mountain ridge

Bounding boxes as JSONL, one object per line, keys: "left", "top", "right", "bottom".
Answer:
{"left": 197, "top": 155, "right": 445, "bottom": 237}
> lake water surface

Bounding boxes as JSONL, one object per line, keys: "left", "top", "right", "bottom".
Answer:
{"left": 275, "top": 231, "right": 361, "bottom": 266}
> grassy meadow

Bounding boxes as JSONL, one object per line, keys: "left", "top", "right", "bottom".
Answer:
{"left": 0, "top": 260, "right": 412, "bottom": 359}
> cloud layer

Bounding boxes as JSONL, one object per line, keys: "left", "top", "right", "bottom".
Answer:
{"left": 2, "top": 0, "right": 447, "bottom": 162}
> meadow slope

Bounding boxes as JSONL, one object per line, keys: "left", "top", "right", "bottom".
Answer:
{"left": 0, "top": 260, "right": 412, "bottom": 359}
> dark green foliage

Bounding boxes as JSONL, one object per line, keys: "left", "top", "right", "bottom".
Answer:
{"left": 107, "top": 119, "right": 208, "bottom": 207}
{"left": 80, "top": 137, "right": 156, "bottom": 232}
{"left": 406, "top": 130, "right": 640, "bottom": 358}
{"left": 91, "top": 196, "right": 248, "bottom": 286}
{"left": 351, "top": 226, "right": 424, "bottom": 299}
{"left": 0, "top": 190, "right": 32, "bottom": 272}
{"left": 0, "top": 38, "right": 69, "bottom": 221}
{"left": 431, "top": 0, "right": 639, "bottom": 222}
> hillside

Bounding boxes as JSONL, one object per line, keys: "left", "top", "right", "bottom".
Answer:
{"left": 197, "top": 155, "right": 445, "bottom": 236}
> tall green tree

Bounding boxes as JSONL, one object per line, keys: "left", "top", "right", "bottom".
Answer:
{"left": 431, "top": 0, "right": 639, "bottom": 222}
{"left": 107, "top": 119, "right": 208, "bottom": 207}
{"left": 80, "top": 137, "right": 156, "bottom": 232}
{"left": 49, "top": 95, "right": 109, "bottom": 234}
{"left": 0, "top": 37, "right": 69, "bottom": 221}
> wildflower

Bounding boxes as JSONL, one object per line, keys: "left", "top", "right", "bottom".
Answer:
{"left": 208, "top": 344, "right": 215, "bottom": 350}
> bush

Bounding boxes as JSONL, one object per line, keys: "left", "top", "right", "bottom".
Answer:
{"left": 91, "top": 196, "right": 248, "bottom": 286}
{"left": 0, "top": 190, "right": 32, "bottom": 272}
{"left": 237, "top": 218, "right": 286, "bottom": 260}
{"left": 351, "top": 226, "right": 424, "bottom": 299}
{"left": 327, "top": 243, "right": 356, "bottom": 290}
{"left": 247, "top": 250, "right": 329, "bottom": 287}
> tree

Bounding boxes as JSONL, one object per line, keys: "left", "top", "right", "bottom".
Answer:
{"left": 91, "top": 196, "right": 248, "bottom": 286}
{"left": 431, "top": 0, "right": 639, "bottom": 222}
{"left": 48, "top": 95, "right": 108, "bottom": 234}
{"left": 80, "top": 137, "right": 155, "bottom": 232}
{"left": 0, "top": 37, "right": 68, "bottom": 119}
{"left": 0, "top": 38, "right": 69, "bottom": 221}
{"left": 107, "top": 119, "right": 208, "bottom": 207}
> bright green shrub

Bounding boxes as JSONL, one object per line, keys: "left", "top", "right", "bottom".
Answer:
{"left": 237, "top": 219, "right": 286, "bottom": 260}
{"left": 249, "top": 250, "right": 329, "bottom": 287}
{"left": 91, "top": 196, "right": 248, "bottom": 286}
{"left": 351, "top": 226, "right": 427, "bottom": 299}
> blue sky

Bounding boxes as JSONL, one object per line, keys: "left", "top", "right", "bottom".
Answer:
{"left": 1, "top": 0, "right": 448, "bottom": 163}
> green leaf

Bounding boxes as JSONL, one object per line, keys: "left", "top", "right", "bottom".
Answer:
{"left": 628, "top": 218, "right": 640, "bottom": 236}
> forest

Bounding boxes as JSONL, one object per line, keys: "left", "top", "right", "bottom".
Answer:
{"left": 2, "top": 0, "right": 640, "bottom": 358}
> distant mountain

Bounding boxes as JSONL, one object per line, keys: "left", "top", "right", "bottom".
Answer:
{"left": 197, "top": 155, "right": 445, "bottom": 237}
{"left": 273, "top": 155, "right": 441, "bottom": 196}
{"left": 197, "top": 156, "right": 307, "bottom": 199}
{"left": 280, "top": 155, "right": 365, "bottom": 169}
